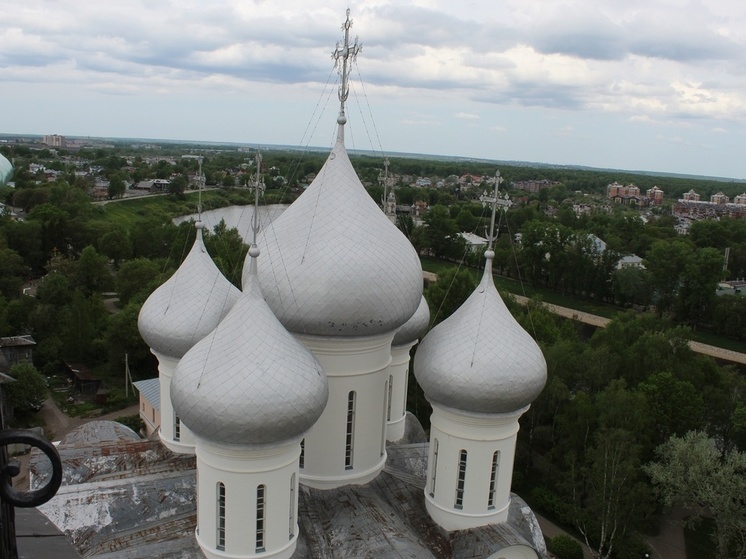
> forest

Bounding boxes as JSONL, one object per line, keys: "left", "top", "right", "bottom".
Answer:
{"left": 1, "top": 142, "right": 745, "bottom": 559}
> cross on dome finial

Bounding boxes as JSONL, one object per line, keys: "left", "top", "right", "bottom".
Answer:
{"left": 480, "top": 170, "right": 512, "bottom": 252}
{"left": 332, "top": 8, "right": 362, "bottom": 130}
{"left": 249, "top": 152, "right": 265, "bottom": 249}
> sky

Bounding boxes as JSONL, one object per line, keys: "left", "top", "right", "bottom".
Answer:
{"left": 2, "top": 0, "right": 746, "bottom": 180}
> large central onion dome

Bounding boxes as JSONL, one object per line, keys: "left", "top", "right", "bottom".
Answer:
{"left": 414, "top": 250, "right": 546, "bottom": 414}
{"left": 247, "top": 136, "right": 422, "bottom": 337}
{"left": 138, "top": 222, "right": 240, "bottom": 358}
{"left": 172, "top": 246, "right": 329, "bottom": 445}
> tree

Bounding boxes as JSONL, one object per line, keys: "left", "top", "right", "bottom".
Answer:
{"left": 0, "top": 247, "right": 29, "bottom": 298}
{"left": 645, "top": 432, "right": 746, "bottom": 559}
{"left": 424, "top": 266, "right": 476, "bottom": 325}
{"left": 99, "top": 228, "right": 131, "bottom": 268}
{"left": 644, "top": 239, "right": 692, "bottom": 317}
{"left": 6, "top": 362, "right": 48, "bottom": 414}
{"left": 76, "top": 245, "right": 113, "bottom": 295}
{"left": 676, "top": 247, "right": 723, "bottom": 325}
{"left": 115, "top": 257, "right": 168, "bottom": 305}
{"left": 107, "top": 173, "right": 126, "bottom": 199}
{"left": 422, "top": 205, "right": 466, "bottom": 260}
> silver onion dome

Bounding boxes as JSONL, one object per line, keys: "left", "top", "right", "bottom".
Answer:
{"left": 138, "top": 223, "right": 241, "bottom": 358}
{"left": 414, "top": 251, "right": 546, "bottom": 414}
{"left": 247, "top": 136, "right": 422, "bottom": 337}
{"left": 393, "top": 296, "right": 430, "bottom": 347}
{"left": 171, "top": 246, "right": 329, "bottom": 445}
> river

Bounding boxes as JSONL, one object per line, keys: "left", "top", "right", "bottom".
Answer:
{"left": 173, "top": 204, "right": 288, "bottom": 241}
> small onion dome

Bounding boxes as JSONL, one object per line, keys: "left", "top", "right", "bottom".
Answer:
{"left": 414, "top": 251, "right": 546, "bottom": 414}
{"left": 138, "top": 223, "right": 240, "bottom": 359}
{"left": 246, "top": 137, "right": 422, "bottom": 337}
{"left": 171, "top": 246, "right": 328, "bottom": 445}
{"left": 393, "top": 296, "right": 430, "bottom": 347}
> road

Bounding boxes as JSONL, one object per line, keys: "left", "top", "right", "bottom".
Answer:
{"left": 512, "top": 295, "right": 746, "bottom": 365}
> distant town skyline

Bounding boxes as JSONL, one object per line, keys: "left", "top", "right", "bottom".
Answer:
{"left": 2, "top": 1, "right": 745, "bottom": 180}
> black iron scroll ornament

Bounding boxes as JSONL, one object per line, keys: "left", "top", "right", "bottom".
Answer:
{"left": 0, "top": 429, "right": 62, "bottom": 507}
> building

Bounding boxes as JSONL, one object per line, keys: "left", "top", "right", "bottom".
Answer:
{"left": 43, "top": 134, "right": 67, "bottom": 148}
{"left": 512, "top": 179, "right": 559, "bottom": 193}
{"left": 133, "top": 378, "right": 161, "bottom": 437}
{"left": 0, "top": 336, "right": 36, "bottom": 369}
{"left": 34, "top": 11, "right": 548, "bottom": 559}
{"left": 646, "top": 186, "right": 664, "bottom": 205}
{"left": 683, "top": 189, "right": 700, "bottom": 201}
{"left": 711, "top": 191, "right": 730, "bottom": 204}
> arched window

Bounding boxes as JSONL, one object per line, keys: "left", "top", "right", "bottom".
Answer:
{"left": 256, "top": 484, "right": 266, "bottom": 552}
{"left": 387, "top": 374, "right": 393, "bottom": 421}
{"left": 381, "top": 380, "right": 388, "bottom": 456}
{"left": 454, "top": 450, "right": 467, "bottom": 510}
{"left": 345, "top": 391, "right": 356, "bottom": 469}
{"left": 217, "top": 482, "right": 226, "bottom": 551}
{"left": 488, "top": 450, "right": 500, "bottom": 509}
{"left": 289, "top": 474, "right": 296, "bottom": 540}
{"left": 174, "top": 414, "right": 181, "bottom": 442}
{"left": 429, "top": 438, "right": 439, "bottom": 497}
{"left": 299, "top": 438, "right": 305, "bottom": 469}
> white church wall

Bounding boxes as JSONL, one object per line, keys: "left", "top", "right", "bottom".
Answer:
{"left": 154, "top": 351, "right": 195, "bottom": 454}
{"left": 195, "top": 438, "right": 301, "bottom": 559}
{"left": 386, "top": 341, "right": 416, "bottom": 442}
{"left": 425, "top": 403, "right": 528, "bottom": 531}
{"left": 295, "top": 332, "right": 394, "bottom": 489}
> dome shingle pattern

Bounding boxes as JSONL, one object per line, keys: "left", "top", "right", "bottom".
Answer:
{"left": 248, "top": 136, "right": 422, "bottom": 337}
{"left": 138, "top": 226, "right": 240, "bottom": 358}
{"left": 393, "top": 296, "right": 430, "bottom": 347}
{"left": 171, "top": 256, "right": 328, "bottom": 445}
{"left": 414, "top": 254, "right": 546, "bottom": 414}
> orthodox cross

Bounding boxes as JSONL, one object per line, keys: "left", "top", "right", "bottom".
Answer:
{"left": 480, "top": 171, "right": 512, "bottom": 250}
{"left": 332, "top": 9, "right": 362, "bottom": 123}
{"left": 249, "top": 152, "right": 265, "bottom": 246}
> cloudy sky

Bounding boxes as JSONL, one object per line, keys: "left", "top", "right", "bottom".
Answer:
{"left": 2, "top": 0, "right": 745, "bottom": 179}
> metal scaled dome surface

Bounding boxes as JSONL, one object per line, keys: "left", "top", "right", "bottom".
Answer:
{"left": 393, "top": 296, "right": 430, "bottom": 347}
{"left": 138, "top": 225, "right": 240, "bottom": 359}
{"left": 171, "top": 254, "right": 329, "bottom": 445}
{"left": 414, "top": 254, "right": 547, "bottom": 414}
{"left": 248, "top": 136, "right": 422, "bottom": 337}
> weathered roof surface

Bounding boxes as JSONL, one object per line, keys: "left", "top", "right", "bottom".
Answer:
{"left": 133, "top": 378, "right": 160, "bottom": 411}
{"left": 16, "top": 507, "right": 83, "bottom": 559}
{"left": 0, "top": 335, "right": 36, "bottom": 347}
{"left": 31, "top": 417, "right": 545, "bottom": 559}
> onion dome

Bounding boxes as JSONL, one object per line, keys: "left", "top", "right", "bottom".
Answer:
{"left": 0, "top": 153, "right": 12, "bottom": 186}
{"left": 171, "top": 245, "right": 329, "bottom": 445}
{"left": 138, "top": 222, "right": 240, "bottom": 358}
{"left": 393, "top": 296, "right": 430, "bottom": 347}
{"left": 248, "top": 135, "right": 422, "bottom": 337}
{"left": 414, "top": 251, "right": 546, "bottom": 414}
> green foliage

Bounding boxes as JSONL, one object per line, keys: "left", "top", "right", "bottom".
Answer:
{"left": 116, "top": 414, "right": 144, "bottom": 435}
{"left": 645, "top": 432, "right": 746, "bottom": 559}
{"left": 7, "top": 362, "right": 48, "bottom": 414}
{"left": 115, "top": 257, "right": 169, "bottom": 305}
{"left": 546, "top": 535, "right": 584, "bottom": 559}
{"left": 423, "top": 266, "right": 476, "bottom": 324}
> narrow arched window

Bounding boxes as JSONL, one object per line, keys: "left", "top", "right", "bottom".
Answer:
{"left": 289, "top": 474, "right": 296, "bottom": 540}
{"left": 381, "top": 380, "right": 388, "bottom": 456}
{"left": 488, "top": 450, "right": 500, "bottom": 509}
{"left": 174, "top": 414, "right": 181, "bottom": 442}
{"left": 299, "top": 438, "right": 305, "bottom": 469}
{"left": 387, "top": 374, "right": 393, "bottom": 421}
{"left": 345, "top": 391, "right": 356, "bottom": 469}
{"left": 429, "top": 438, "right": 439, "bottom": 497}
{"left": 454, "top": 450, "right": 467, "bottom": 510}
{"left": 256, "top": 484, "right": 266, "bottom": 552}
{"left": 217, "top": 482, "right": 226, "bottom": 551}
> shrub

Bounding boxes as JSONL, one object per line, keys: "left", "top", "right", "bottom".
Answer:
{"left": 547, "top": 534, "right": 584, "bottom": 559}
